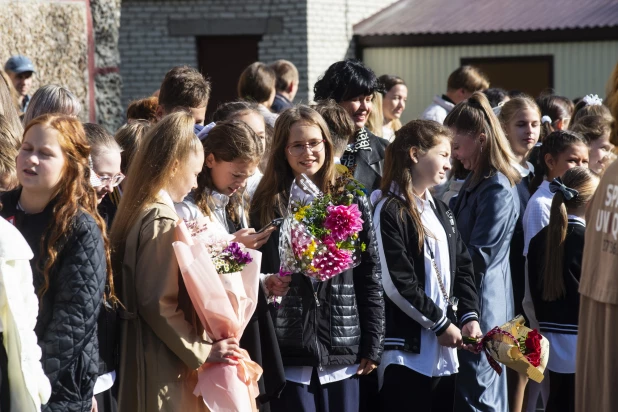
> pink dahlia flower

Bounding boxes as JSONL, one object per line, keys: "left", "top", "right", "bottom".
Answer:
{"left": 323, "top": 204, "right": 364, "bottom": 241}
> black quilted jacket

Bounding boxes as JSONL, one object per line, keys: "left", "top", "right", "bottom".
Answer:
{"left": 254, "top": 193, "right": 385, "bottom": 367}
{"left": 0, "top": 189, "right": 106, "bottom": 412}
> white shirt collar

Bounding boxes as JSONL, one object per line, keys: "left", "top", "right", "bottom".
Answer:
{"left": 513, "top": 161, "right": 535, "bottom": 177}
{"left": 414, "top": 189, "right": 436, "bottom": 211}
{"left": 567, "top": 215, "right": 586, "bottom": 226}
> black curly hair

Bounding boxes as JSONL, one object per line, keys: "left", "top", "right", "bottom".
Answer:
{"left": 313, "top": 59, "right": 381, "bottom": 103}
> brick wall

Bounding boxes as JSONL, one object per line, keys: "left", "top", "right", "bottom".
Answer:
{"left": 119, "top": 0, "right": 396, "bottom": 111}
{"left": 306, "top": 0, "right": 397, "bottom": 100}
{"left": 119, "top": 0, "right": 309, "bottom": 109}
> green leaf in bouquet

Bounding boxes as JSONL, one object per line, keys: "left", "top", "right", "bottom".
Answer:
{"left": 463, "top": 336, "right": 480, "bottom": 344}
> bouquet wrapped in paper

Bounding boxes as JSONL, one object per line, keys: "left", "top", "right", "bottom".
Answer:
{"left": 278, "top": 172, "right": 367, "bottom": 282}
{"left": 172, "top": 216, "right": 263, "bottom": 412}
{"left": 465, "top": 315, "right": 550, "bottom": 383}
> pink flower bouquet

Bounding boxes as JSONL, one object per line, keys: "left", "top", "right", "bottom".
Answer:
{"left": 173, "top": 218, "right": 263, "bottom": 412}
{"left": 278, "top": 173, "right": 367, "bottom": 282}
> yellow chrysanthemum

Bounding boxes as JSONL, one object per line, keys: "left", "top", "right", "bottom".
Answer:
{"left": 302, "top": 240, "right": 317, "bottom": 259}
{"left": 294, "top": 205, "right": 309, "bottom": 221}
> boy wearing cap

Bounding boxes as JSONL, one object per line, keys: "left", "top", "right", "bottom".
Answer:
{"left": 4, "top": 55, "right": 36, "bottom": 112}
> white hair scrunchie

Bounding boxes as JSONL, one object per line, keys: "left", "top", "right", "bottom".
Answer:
{"left": 582, "top": 94, "right": 603, "bottom": 106}
{"left": 541, "top": 115, "right": 552, "bottom": 124}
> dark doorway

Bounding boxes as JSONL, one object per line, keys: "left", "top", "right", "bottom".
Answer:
{"left": 197, "top": 35, "right": 261, "bottom": 121}
{"left": 461, "top": 56, "right": 554, "bottom": 98}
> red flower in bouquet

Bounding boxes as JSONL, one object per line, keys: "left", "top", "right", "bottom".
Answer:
{"left": 524, "top": 329, "right": 543, "bottom": 367}
{"left": 312, "top": 237, "right": 353, "bottom": 280}
{"left": 323, "top": 204, "right": 364, "bottom": 242}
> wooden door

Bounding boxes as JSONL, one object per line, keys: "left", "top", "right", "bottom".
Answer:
{"left": 461, "top": 56, "right": 553, "bottom": 97}
{"left": 197, "top": 35, "right": 261, "bottom": 121}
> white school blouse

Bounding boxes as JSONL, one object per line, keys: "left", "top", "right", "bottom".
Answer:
{"left": 376, "top": 190, "right": 458, "bottom": 389}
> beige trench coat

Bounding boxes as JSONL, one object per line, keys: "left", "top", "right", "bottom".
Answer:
{"left": 117, "top": 200, "right": 211, "bottom": 412}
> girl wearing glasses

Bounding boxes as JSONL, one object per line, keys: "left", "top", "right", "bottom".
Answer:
{"left": 83, "top": 123, "right": 125, "bottom": 412}
{"left": 251, "top": 105, "right": 385, "bottom": 412}
{"left": 83, "top": 123, "right": 124, "bottom": 227}
{"left": 0, "top": 114, "right": 114, "bottom": 412}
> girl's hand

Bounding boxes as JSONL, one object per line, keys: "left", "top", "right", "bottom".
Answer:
{"left": 233, "top": 227, "right": 275, "bottom": 249}
{"left": 437, "top": 323, "right": 463, "bottom": 348}
{"left": 461, "top": 320, "right": 483, "bottom": 353}
{"left": 356, "top": 358, "right": 378, "bottom": 375}
{"left": 206, "top": 337, "right": 243, "bottom": 365}
{"left": 91, "top": 396, "right": 98, "bottom": 412}
{"left": 264, "top": 274, "right": 292, "bottom": 296}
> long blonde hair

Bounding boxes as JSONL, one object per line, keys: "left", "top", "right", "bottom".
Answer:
{"left": 542, "top": 167, "right": 598, "bottom": 301}
{"left": 251, "top": 105, "right": 336, "bottom": 227}
{"left": 606, "top": 62, "right": 618, "bottom": 144}
{"left": 110, "top": 112, "right": 201, "bottom": 260}
{"left": 444, "top": 92, "right": 520, "bottom": 187}
{"left": 0, "top": 70, "right": 23, "bottom": 147}
{"left": 365, "top": 92, "right": 383, "bottom": 137}
{"left": 498, "top": 95, "right": 541, "bottom": 131}
{"left": 379, "top": 74, "right": 406, "bottom": 132}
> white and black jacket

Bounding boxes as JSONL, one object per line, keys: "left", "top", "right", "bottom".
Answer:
{"left": 374, "top": 194, "right": 479, "bottom": 354}
{"left": 527, "top": 219, "right": 584, "bottom": 335}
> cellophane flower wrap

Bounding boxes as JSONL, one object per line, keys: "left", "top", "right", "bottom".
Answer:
{"left": 172, "top": 215, "right": 263, "bottom": 412}
{"left": 470, "top": 315, "right": 550, "bottom": 383}
{"left": 278, "top": 172, "right": 367, "bottom": 282}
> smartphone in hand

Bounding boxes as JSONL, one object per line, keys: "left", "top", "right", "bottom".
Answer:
{"left": 256, "top": 218, "right": 284, "bottom": 234}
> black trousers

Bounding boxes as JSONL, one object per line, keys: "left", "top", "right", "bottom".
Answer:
{"left": 0, "top": 333, "right": 9, "bottom": 412}
{"left": 270, "top": 369, "right": 359, "bottom": 412}
{"left": 380, "top": 364, "right": 456, "bottom": 411}
{"left": 547, "top": 371, "right": 575, "bottom": 412}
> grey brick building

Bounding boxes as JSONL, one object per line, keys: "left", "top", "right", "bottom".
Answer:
{"left": 119, "top": 0, "right": 396, "bottom": 116}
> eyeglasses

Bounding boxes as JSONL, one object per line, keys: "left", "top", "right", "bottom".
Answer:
{"left": 95, "top": 172, "right": 125, "bottom": 187}
{"left": 287, "top": 140, "right": 325, "bottom": 157}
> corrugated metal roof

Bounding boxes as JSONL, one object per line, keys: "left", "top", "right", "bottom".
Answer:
{"left": 354, "top": 0, "right": 618, "bottom": 36}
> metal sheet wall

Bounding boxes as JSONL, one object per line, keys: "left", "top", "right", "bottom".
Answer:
{"left": 363, "top": 41, "right": 618, "bottom": 123}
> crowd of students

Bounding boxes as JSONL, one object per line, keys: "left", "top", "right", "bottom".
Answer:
{"left": 0, "top": 52, "right": 617, "bottom": 412}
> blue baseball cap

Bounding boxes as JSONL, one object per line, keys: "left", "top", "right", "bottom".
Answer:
{"left": 4, "top": 55, "right": 36, "bottom": 74}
